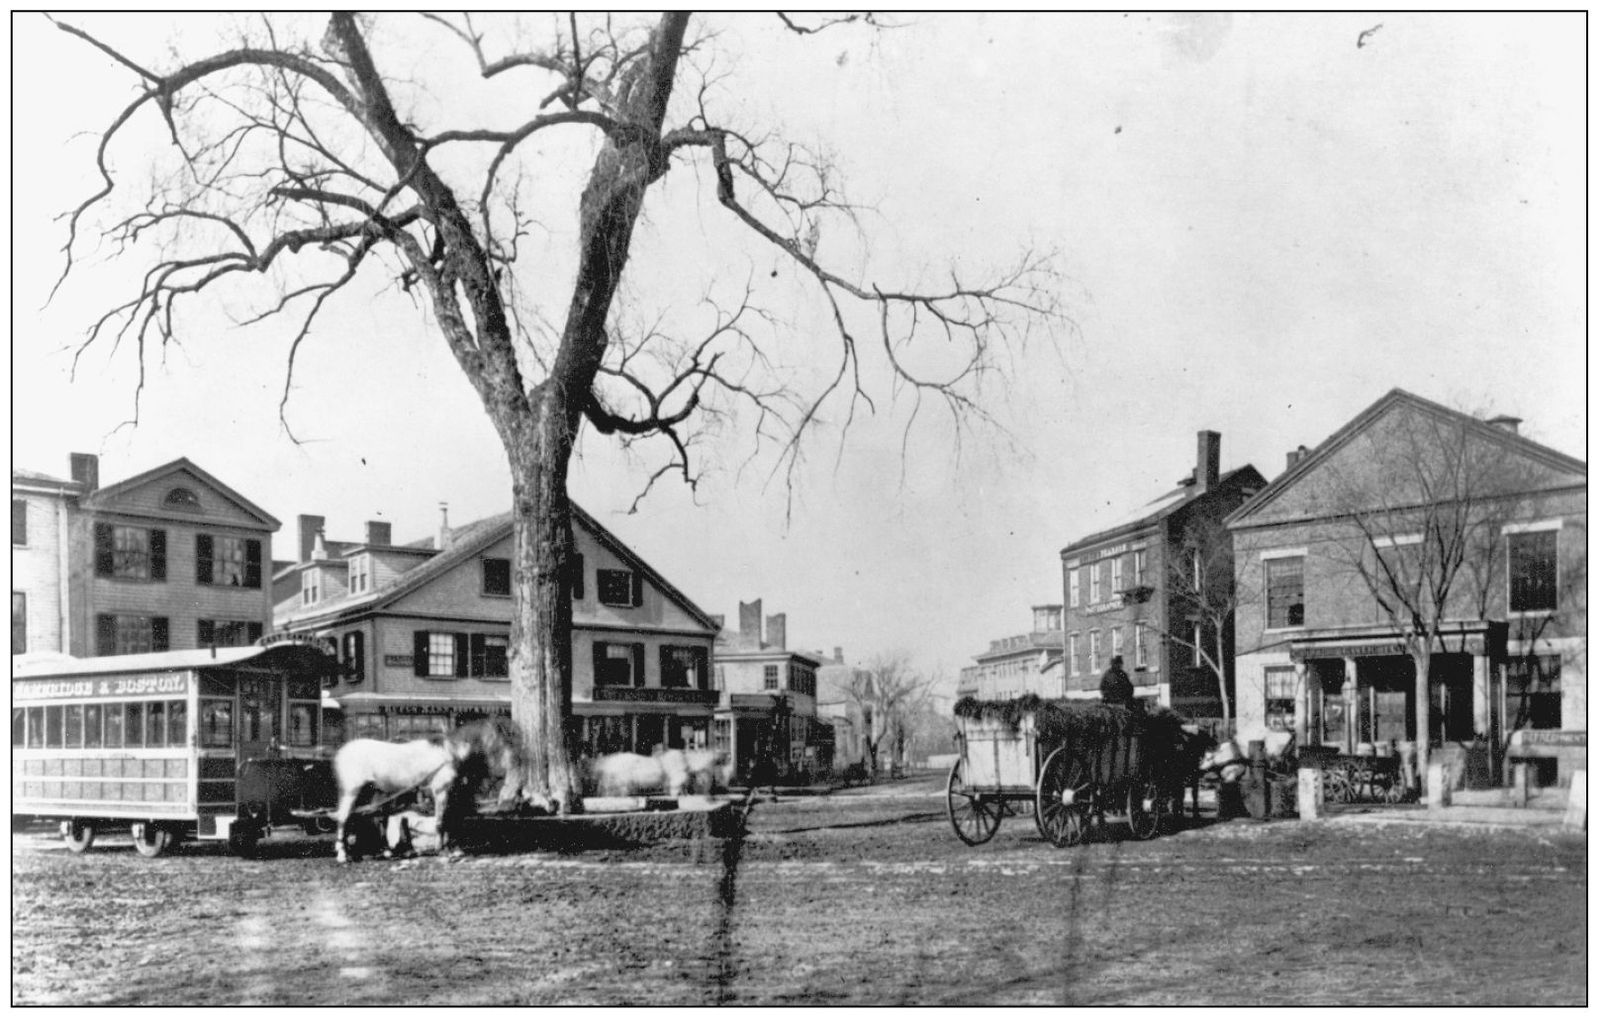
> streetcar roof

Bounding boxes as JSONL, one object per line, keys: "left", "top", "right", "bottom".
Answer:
{"left": 11, "top": 644, "right": 334, "bottom": 681}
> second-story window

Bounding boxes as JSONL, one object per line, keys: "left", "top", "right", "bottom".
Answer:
{"left": 660, "top": 645, "right": 708, "bottom": 689}
{"left": 11, "top": 500, "right": 26, "bottom": 546}
{"left": 1508, "top": 530, "right": 1558, "bottom": 613}
{"left": 1111, "top": 556, "right": 1124, "bottom": 593}
{"left": 95, "top": 524, "right": 166, "bottom": 581}
{"left": 763, "top": 664, "right": 779, "bottom": 690}
{"left": 597, "top": 568, "right": 642, "bottom": 608}
{"left": 1090, "top": 562, "right": 1102, "bottom": 603}
{"left": 482, "top": 557, "right": 512, "bottom": 597}
{"left": 1265, "top": 556, "right": 1306, "bottom": 629}
{"left": 196, "top": 535, "right": 262, "bottom": 588}
{"left": 1088, "top": 630, "right": 1101, "bottom": 673}
{"left": 1067, "top": 567, "right": 1079, "bottom": 608}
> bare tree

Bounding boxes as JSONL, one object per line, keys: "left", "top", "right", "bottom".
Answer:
{"left": 1137, "top": 516, "right": 1246, "bottom": 729}
{"left": 47, "top": 14, "right": 1061, "bottom": 811}
{"left": 842, "top": 652, "right": 939, "bottom": 776}
{"left": 1324, "top": 409, "right": 1551, "bottom": 788}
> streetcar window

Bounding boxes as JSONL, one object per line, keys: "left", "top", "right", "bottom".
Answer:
{"left": 287, "top": 676, "right": 320, "bottom": 701}
{"left": 45, "top": 706, "right": 63, "bottom": 748}
{"left": 124, "top": 703, "right": 145, "bottom": 748}
{"left": 11, "top": 708, "right": 23, "bottom": 747}
{"left": 167, "top": 699, "right": 188, "bottom": 747}
{"left": 200, "top": 699, "right": 233, "bottom": 748}
{"left": 103, "top": 705, "right": 124, "bottom": 747}
{"left": 286, "top": 702, "right": 317, "bottom": 747}
{"left": 146, "top": 701, "right": 166, "bottom": 747}
{"left": 64, "top": 704, "right": 84, "bottom": 748}
{"left": 26, "top": 707, "right": 43, "bottom": 748}
{"left": 84, "top": 705, "right": 103, "bottom": 748}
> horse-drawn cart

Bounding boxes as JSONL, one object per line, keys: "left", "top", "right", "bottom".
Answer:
{"left": 946, "top": 695, "right": 1209, "bottom": 848}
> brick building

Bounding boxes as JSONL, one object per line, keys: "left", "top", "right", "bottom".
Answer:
{"left": 12, "top": 454, "right": 279, "bottom": 659}
{"left": 274, "top": 507, "right": 720, "bottom": 751}
{"left": 956, "top": 605, "right": 1065, "bottom": 701}
{"left": 1060, "top": 431, "right": 1266, "bottom": 719}
{"left": 1227, "top": 390, "right": 1587, "bottom": 786}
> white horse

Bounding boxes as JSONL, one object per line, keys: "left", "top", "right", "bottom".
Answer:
{"left": 590, "top": 752, "right": 667, "bottom": 797}
{"left": 332, "top": 736, "right": 472, "bottom": 863}
{"left": 660, "top": 748, "right": 727, "bottom": 796}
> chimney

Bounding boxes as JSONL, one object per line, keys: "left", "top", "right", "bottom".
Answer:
{"left": 297, "top": 514, "right": 325, "bottom": 563}
{"left": 1285, "top": 444, "right": 1311, "bottom": 472}
{"left": 69, "top": 453, "right": 99, "bottom": 493}
{"left": 1196, "top": 430, "right": 1221, "bottom": 491}
{"left": 365, "top": 520, "right": 392, "bottom": 547}
{"left": 766, "top": 613, "right": 787, "bottom": 652}
{"left": 1488, "top": 415, "right": 1522, "bottom": 435}
{"left": 834, "top": 646, "right": 844, "bottom": 664}
{"left": 437, "top": 502, "right": 450, "bottom": 551}
{"left": 738, "top": 599, "right": 763, "bottom": 646}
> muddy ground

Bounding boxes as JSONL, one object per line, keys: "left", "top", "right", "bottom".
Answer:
{"left": 12, "top": 776, "right": 1587, "bottom": 1005}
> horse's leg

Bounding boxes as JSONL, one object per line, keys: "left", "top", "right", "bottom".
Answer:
{"left": 333, "top": 788, "right": 360, "bottom": 863}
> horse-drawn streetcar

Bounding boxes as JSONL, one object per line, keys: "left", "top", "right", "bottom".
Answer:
{"left": 947, "top": 695, "right": 1210, "bottom": 848}
{"left": 12, "top": 643, "right": 341, "bottom": 857}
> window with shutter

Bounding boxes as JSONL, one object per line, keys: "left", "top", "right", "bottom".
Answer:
{"left": 454, "top": 633, "right": 469, "bottom": 677}
{"left": 197, "top": 619, "right": 215, "bottom": 645}
{"left": 414, "top": 631, "right": 430, "bottom": 676}
{"left": 597, "top": 569, "right": 634, "bottom": 607}
{"left": 482, "top": 558, "right": 512, "bottom": 596}
{"left": 149, "top": 529, "right": 166, "bottom": 581}
{"left": 11, "top": 500, "right": 25, "bottom": 546}
{"left": 630, "top": 571, "right": 643, "bottom": 607}
{"left": 96, "top": 614, "right": 116, "bottom": 656}
{"left": 343, "top": 631, "right": 366, "bottom": 683}
{"left": 94, "top": 523, "right": 114, "bottom": 576}
{"left": 151, "top": 617, "right": 169, "bottom": 652}
{"left": 571, "top": 553, "right": 585, "bottom": 599}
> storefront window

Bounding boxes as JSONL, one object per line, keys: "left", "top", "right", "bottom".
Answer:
{"left": 167, "top": 699, "right": 187, "bottom": 747}
{"left": 84, "top": 705, "right": 103, "bottom": 748}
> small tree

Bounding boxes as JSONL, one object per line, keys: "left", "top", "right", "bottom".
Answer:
{"left": 1141, "top": 516, "right": 1247, "bottom": 730}
{"left": 841, "top": 652, "right": 937, "bottom": 776}
{"left": 47, "top": 14, "right": 1060, "bottom": 811}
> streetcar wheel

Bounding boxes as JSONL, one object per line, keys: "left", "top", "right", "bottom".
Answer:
{"left": 61, "top": 819, "right": 95, "bottom": 854}
{"left": 1035, "top": 747, "right": 1091, "bottom": 848}
{"left": 228, "top": 824, "right": 262, "bottom": 858}
{"left": 1127, "top": 779, "right": 1162, "bottom": 840}
{"left": 945, "top": 760, "right": 1002, "bottom": 846}
{"left": 130, "top": 821, "right": 173, "bottom": 858}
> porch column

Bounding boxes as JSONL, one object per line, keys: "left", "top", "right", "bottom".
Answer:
{"left": 1293, "top": 660, "right": 1312, "bottom": 746}
{"left": 1343, "top": 657, "right": 1359, "bottom": 754}
{"left": 1472, "top": 653, "right": 1492, "bottom": 739}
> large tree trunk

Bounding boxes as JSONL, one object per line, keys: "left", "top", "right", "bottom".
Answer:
{"left": 502, "top": 395, "right": 586, "bottom": 814}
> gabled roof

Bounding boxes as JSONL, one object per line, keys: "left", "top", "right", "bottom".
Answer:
{"left": 1061, "top": 464, "right": 1265, "bottom": 556}
{"left": 1225, "top": 388, "right": 1587, "bottom": 530}
{"left": 280, "top": 504, "right": 718, "bottom": 632}
{"left": 80, "top": 457, "right": 281, "bottom": 529}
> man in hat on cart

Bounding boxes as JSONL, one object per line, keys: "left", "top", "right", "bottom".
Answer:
{"left": 1100, "top": 654, "right": 1135, "bottom": 709}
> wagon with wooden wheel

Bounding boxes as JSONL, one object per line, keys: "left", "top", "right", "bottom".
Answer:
{"left": 948, "top": 695, "right": 1210, "bottom": 848}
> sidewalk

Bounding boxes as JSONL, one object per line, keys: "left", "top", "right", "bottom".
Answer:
{"left": 1326, "top": 802, "right": 1575, "bottom": 831}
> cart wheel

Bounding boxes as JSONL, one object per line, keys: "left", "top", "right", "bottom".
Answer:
{"left": 1127, "top": 779, "right": 1162, "bottom": 840}
{"left": 1035, "top": 747, "right": 1091, "bottom": 848}
{"left": 1322, "top": 768, "right": 1352, "bottom": 804}
{"left": 946, "top": 760, "right": 1003, "bottom": 846}
{"left": 61, "top": 819, "right": 95, "bottom": 854}
{"left": 130, "top": 821, "right": 173, "bottom": 859}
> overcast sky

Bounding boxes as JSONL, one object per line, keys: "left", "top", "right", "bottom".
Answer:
{"left": 10, "top": 13, "right": 1586, "bottom": 690}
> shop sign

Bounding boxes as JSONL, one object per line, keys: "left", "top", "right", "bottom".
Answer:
{"left": 1512, "top": 730, "right": 1585, "bottom": 749}
{"left": 15, "top": 674, "right": 186, "bottom": 700}
{"left": 593, "top": 687, "right": 720, "bottom": 705}
{"left": 383, "top": 655, "right": 414, "bottom": 668}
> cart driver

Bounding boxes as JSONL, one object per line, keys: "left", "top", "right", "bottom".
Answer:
{"left": 1100, "top": 655, "right": 1135, "bottom": 708}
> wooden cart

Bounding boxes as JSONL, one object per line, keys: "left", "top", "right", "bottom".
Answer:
{"left": 946, "top": 697, "right": 1199, "bottom": 848}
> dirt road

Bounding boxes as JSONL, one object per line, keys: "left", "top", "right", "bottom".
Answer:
{"left": 11, "top": 777, "right": 1586, "bottom": 1005}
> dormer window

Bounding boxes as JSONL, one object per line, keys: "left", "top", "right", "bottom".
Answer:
{"left": 301, "top": 568, "right": 320, "bottom": 606}
{"left": 348, "top": 554, "right": 371, "bottom": 595}
{"left": 164, "top": 487, "right": 202, "bottom": 511}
